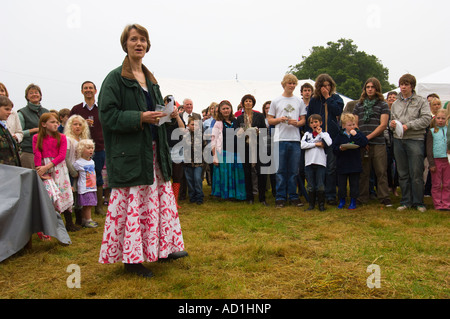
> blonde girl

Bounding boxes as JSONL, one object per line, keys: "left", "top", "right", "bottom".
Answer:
{"left": 64, "top": 115, "right": 90, "bottom": 227}
{"left": 73, "top": 139, "right": 98, "bottom": 228}
{"left": 426, "top": 108, "right": 450, "bottom": 210}
{"left": 32, "top": 113, "right": 74, "bottom": 238}
{"left": 429, "top": 97, "right": 442, "bottom": 117}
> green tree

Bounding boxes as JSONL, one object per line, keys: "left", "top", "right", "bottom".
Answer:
{"left": 289, "top": 38, "right": 396, "bottom": 100}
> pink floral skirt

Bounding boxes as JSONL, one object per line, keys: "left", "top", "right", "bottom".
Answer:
{"left": 99, "top": 144, "right": 185, "bottom": 264}
{"left": 42, "top": 158, "right": 74, "bottom": 213}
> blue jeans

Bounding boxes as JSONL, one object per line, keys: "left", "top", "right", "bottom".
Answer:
{"left": 184, "top": 166, "right": 204, "bottom": 203}
{"left": 274, "top": 141, "right": 300, "bottom": 201}
{"left": 93, "top": 150, "right": 105, "bottom": 187}
{"left": 305, "top": 164, "right": 326, "bottom": 192}
{"left": 393, "top": 139, "right": 424, "bottom": 207}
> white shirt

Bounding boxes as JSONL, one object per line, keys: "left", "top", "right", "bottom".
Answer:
{"left": 301, "top": 131, "right": 332, "bottom": 167}
{"left": 73, "top": 158, "right": 97, "bottom": 194}
{"left": 268, "top": 95, "right": 306, "bottom": 142}
{"left": 83, "top": 102, "right": 97, "bottom": 111}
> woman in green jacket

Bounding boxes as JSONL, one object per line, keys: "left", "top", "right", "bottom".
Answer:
{"left": 98, "top": 24, "right": 187, "bottom": 278}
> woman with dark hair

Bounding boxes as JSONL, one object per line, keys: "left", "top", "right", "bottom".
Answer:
{"left": 211, "top": 100, "right": 246, "bottom": 201}
{"left": 306, "top": 74, "right": 344, "bottom": 205}
{"left": 236, "top": 94, "right": 268, "bottom": 205}
{"left": 98, "top": 24, "right": 187, "bottom": 278}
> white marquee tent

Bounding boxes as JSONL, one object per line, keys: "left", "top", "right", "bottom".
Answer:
{"left": 416, "top": 66, "right": 450, "bottom": 104}
{"left": 384, "top": 66, "right": 450, "bottom": 106}
{"left": 157, "top": 78, "right": 353, "bottom": 114}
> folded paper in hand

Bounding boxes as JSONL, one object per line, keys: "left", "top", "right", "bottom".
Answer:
{"left": 394, "top": 120, "right": 403, "bottom": 138}
{"left": 156, "top": 97, "right": 174, "bottom": 126}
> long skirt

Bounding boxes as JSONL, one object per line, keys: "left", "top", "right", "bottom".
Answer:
{"left": 42, "top": 157, "right": 74, "bottom": 213}
{"left": 99, "top": 145, "right": 185, "bottom": 264}
{"left": 211, "top": 150, "right": 246, "bottom": 200}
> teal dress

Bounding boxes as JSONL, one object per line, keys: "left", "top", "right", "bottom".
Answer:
{"left": 211, "top": 119, "right": 246, "bottom": 200}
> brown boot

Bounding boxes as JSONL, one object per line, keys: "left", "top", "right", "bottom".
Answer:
{"left": 172, "top": 183, "right": 181, "bottom": 209}
{"left": 63, "top": 210, "right": 81, "bottom": 232}
{"left": 95, "top": 186, "right": 106, "bottom": 216}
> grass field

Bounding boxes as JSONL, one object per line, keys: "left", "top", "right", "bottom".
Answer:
{"left": 0, "top": 185, "right": 448, "bottom": 299}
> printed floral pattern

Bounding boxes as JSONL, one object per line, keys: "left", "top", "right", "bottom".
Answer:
{"left": 99, "top": 144, "right": 185, "bottom": 264}
{"left": 42, "top": 157, "right": 74, "bottom": 213}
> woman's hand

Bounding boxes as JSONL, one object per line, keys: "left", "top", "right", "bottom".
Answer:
{"left": 170, "top": 110, "right": 179, "bottom": 119}
{"left": 321, "top": 86, "right": 330, "bottom": 99}
{"left": 142, "top": 111, "right": 166, "bottom": 125}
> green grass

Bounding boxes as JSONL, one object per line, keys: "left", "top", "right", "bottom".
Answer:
{"left": 0, "top": 185, "right": 449, "bottom": 299}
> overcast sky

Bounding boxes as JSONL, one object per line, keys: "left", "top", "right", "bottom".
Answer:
{"left": 1, "top": 0, "right": 449, "bottom": 113}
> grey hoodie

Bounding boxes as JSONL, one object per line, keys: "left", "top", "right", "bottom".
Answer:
{"left": 390, "top": 92, "right": 431, "bottom": 140}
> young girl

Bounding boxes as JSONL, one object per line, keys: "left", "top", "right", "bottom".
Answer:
{"left": 33, "top": 113, "right": 75, "bottom": 237}
{"left": 64, "top": 115, "right": 91, "bottom": 227}
{"left": 73, "top": 139, "right": 98, "bottom": 227}
{"left": 426, "top": 108, "right": 450, "bottom": 210}
{"left": 429, "top": 97, "right": 442, "bottom": 117}
{"left": 333, "top": 113, "right": 368, "bottom": 210}
{"left": 211, "top": 100, "right": 246, "bottom": 201}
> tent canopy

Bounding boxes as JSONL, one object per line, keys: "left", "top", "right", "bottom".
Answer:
{"left": 157, "top": 78, "right": 352, "bottom": 114}
{"left": 383, "top": 66, "right": 450, "bottom": 103}
{"left": 416, "top": 66, "right": 450, "bottom": 103}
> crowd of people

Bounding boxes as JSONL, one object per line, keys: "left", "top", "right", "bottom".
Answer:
{"left": 0, "top": 23, "right": 448, "bottom": 277}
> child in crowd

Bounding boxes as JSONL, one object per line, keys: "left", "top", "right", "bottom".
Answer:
{"left": 183, "top": 116, "right": 205, "bottom": 205}
{"left": 64, "top": 114, "right": 91, "bottom": 227}
{"left": 429, "top": 97, "right": 442, "bottom": 118}
{"left": 0, "top": 96, "right": 21, "bottom": 166}
{"left": 333, "top": 113, "right": 368, "bottom": 209}
{"left": 58, "top": 108, "right": 71, "bottom": 133}
{"left": 33, "top": 113, "right": 74, "bottom": 237}
{"left": 427, "top": 108, "right": 450, "bottom": 210}
{"left": 73, "top": 139, "right": 98, "bottom": 227}
{"left": 301, "top": 114, "right": 332, "bottom": 211}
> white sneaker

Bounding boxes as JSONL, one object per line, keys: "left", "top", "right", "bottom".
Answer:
{"left": 417, "top": 206, "right": 427, "bottom": 212}
{"left": 397, "top": 205, "right": 408, "bottom": 211}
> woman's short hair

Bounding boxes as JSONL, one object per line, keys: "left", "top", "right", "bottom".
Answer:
{"left": 25, "top": 83, "right": 42, "bottom": 102}
{"left": 120, "top": 24, "right": 151, "bottom": 54}
{"left": 240, "top": 94, "right": 256, "bottom": 108}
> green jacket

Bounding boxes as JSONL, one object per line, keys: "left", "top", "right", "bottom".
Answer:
{"left": 98, "top": 56, "right": 172, "bottom": 188}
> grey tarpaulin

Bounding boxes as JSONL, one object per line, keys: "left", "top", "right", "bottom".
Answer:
{"left": 0, "top": 164, "right": 71, "bottom": 262}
